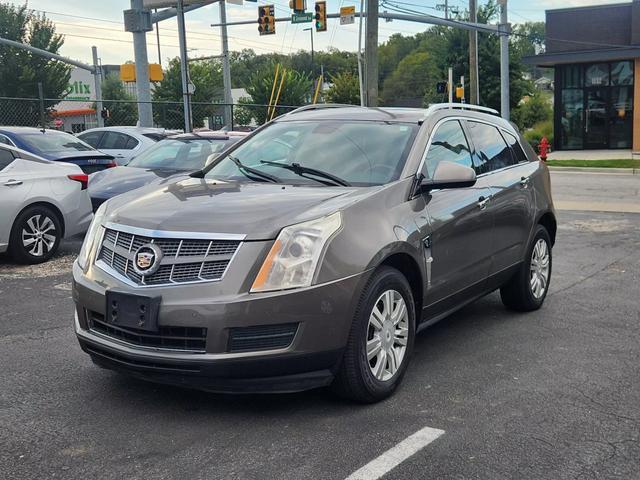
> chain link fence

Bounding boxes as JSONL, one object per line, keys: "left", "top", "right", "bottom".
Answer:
{"left": 0, "top": 97, "right": 300, "bottom": 133}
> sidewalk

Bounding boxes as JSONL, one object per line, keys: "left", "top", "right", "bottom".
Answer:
{"left": 547, "top": 149, "right": 634, "bottom": 160}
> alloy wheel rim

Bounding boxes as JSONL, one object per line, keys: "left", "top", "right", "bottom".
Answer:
{"left": 367, "top": 289, "right": 409, "bottom": 382}
{"left": 530, "top": 238, "right": 550, "bottom": 299}
{"left": 21, "top": 214, "right": 56, "bottom": 257}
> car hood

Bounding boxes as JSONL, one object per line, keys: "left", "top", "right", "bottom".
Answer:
{"left": 103, "top": 177, "right": 378, "bottom": 240}
{"left": 89, "top": 166, "right": 186, "bottom": 199}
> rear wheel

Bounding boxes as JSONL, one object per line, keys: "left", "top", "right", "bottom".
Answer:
{"left": 332, "top": 266, "right": 415, "bottom": 403}
{"left": 9, "top": 205, "right": 62, "bottom": 264}
{"left": 500, "top": 225, "right": 552, "bottom": 311}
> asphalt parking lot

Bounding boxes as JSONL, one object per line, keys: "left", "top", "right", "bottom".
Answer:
{"left": 1, "top": 175, "right": 639, "bottom": 479}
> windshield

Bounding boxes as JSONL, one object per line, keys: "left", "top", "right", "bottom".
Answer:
{"left": 205, "top": 120, "right": 419, "bottom": 186}
{"left": 21, "top": 131, "right": 94, "bottom": 154}
{"left": 127, "top": 138, "right": 237, "bottom": 170}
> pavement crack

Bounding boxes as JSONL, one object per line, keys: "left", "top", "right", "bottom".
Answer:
{"left": 549, "top": 255, "right": 628, "bottom": 297}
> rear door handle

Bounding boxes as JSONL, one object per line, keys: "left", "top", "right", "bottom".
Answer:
{"left": 478, "top": 196, "right": 491, "bottom": 210}
{"left": 4, "top": 179, "right": 22, "bottom": 186}
{"left": 519, "top": 176, "right": 530, "bottom": 187}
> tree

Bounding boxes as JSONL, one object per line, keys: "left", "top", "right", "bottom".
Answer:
{"left": 238, "top": 65, "right": 312, "bottom": 125}
{"left": 325, "top": 72, "right": 360, "bottom": 105}
{"left": 381, "top": 51, "right": 439, "bottom": 106}
{"left": 100, "top": 74, "right": 138, "bottom": 126}
{"left": 0, "top": 4, "right": 71, "bottom": 125}
{"left": 152, "top": 57, "right": 223, "bottom": 129}
{"left": 511, "top": 91, "right": 552, "bottom": 131}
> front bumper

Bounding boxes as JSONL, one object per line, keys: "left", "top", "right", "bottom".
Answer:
{"left": 73, "top": 260, "right": 368, "bottom": 393}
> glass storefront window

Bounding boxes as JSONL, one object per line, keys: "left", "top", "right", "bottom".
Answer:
{"left": 560, "top": 90, "right": 584, "bottom": 149}
{"left": 561, "top": 65, "right": 583, "bottom": 88}
{"left": 585, "top": 64, "right": 610, "bottom": 86}
{"left": 611, "top": 61, "right": 634, "bottom": 86}
{"left": 609, "top": 86, "right": 633, "bottom": 148}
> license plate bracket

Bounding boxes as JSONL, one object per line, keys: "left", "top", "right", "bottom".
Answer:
{"left": 105, "top": 291, "right": 161, "bottom": 332}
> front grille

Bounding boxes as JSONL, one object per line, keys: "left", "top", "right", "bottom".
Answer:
{"left": 96, "top": 226, "right": 241, "bottom": 287}
{"left": 87, "top": 310, "right": 207, "bottom": 352}
{"left": 228, "top": 323, "right": 298, "bottom": 353}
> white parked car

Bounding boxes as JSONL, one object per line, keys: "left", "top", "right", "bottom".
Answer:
{"left": 76, "top": 127, "right": 176, "bottom": 166}
{"left": 0, "top": 144, "right": 93, "bottom": 264}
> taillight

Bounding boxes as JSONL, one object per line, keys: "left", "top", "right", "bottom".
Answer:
{"left": 68, "top": 173, "right": 89, "bottom": 190}
{"left": 106, "top": 161, "right": 117, "bottom": 168}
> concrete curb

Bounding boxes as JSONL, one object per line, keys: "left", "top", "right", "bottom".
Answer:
{"left": 547, "top": 166, "right": 639, "bottom": 175}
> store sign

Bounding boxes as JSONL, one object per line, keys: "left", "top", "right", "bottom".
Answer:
{"left": 64, "top": 68, "right": 95, "bottom": 102}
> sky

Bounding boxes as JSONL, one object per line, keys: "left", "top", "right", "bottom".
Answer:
{"left": 6, "top": 0, "right": 627, "bottom": 66}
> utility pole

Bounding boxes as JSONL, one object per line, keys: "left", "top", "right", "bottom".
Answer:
{"left": 448, "top": 67, "right": 453, "bottom": 103}
{"left": 469, "top": 0, "right": 479, "bottom": 105}
{"left": 445, "top": 0, "right": 449, "bottom": 19}
{"left": 357, "top": 0, "right": 365, "bottom": 106}
{"left": 176, "top": 0, "right": 193, "bottom": 132}
{"left": 92, "top": 46, "right": 105, "bottom": 128}
{"left": 219, "top": 0, "right": 233, "bottom": 130}
{"left": 365, "top": 0, "right": 379, "bottom": 106}
{"left": 130, "top": 0, "right": 153, "bottom": 127}
{"left": 498, "top": 0, "right": 510, "bottom": 119}
{"left": 155, "top": 9, "right": 162, "bottom": 66}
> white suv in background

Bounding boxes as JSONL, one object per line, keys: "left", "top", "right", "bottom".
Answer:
{"left": 77, "top": 127, "right": 176, "bottom": 166}
{"left": 0, "top": 144, "right": 92, "bottom": 264}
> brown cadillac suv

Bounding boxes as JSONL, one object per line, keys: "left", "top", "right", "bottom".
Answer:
{"left": 72, "top": 104, "right": 556, "bottom": 402}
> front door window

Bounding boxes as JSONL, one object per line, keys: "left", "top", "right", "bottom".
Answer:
{"left": 585, "top": 88, "right": 608, "bottom": 149}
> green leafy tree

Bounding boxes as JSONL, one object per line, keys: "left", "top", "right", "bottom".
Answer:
{"left": 100, "top": 74, "right": 138, "bottom": 126}
{"left": 239, "top": 65, "right": 312, "bottom": 125}
{"left": 0, "top": 4, "right": 71, "bottom": 125}
{"left": 325, "top": 72, "right": 360, "bottom": 105}
{"left": 511, "top": 92, "right": 553, "bottom": 131}
{"left": 382, "top": 51, "right": 439, "bottom": 106}
{"left": 153, "top": 57, "right": 223, "bottom": 129}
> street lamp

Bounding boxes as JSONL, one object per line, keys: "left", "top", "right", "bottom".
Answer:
{"left": 303, "top": 27, "right": 314, "bottom": 73}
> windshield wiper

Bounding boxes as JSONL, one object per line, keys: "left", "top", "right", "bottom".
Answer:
{"left": 259, "top": 160, "right": 351, "bottom": 187}
{"left": 190, "top": 155, "right": 280, "bottom": 183}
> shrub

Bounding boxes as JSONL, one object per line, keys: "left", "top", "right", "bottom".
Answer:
{"left": 523, "top": 120, "right": 553, "bottom": 152}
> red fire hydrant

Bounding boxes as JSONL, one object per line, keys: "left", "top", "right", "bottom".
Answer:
{"left": 538, "top": 137, "right": 549, "bottom": 162}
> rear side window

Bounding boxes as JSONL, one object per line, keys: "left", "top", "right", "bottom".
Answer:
{"left": 77, "top": 131, "right": 103, "bottom": 148}
{"left": 502, "top": 131, "right": 529, "bottom": 163}
{"left": 100, "top": 132, "right": 136, "bottom": 150}
{"left": 125, "top": 136, "right": 139, "bottom": 149}
{"left": 0, "top": 148, "right": 15, "bottom": 170}
{"left": 421, "top": 120, "right": 473, "bottom": 178}
{"left": 0, "top": 134, "right": 14, "bottom": 146}
{"left": 467, "top": 121, "right": 515, "bottom": 174}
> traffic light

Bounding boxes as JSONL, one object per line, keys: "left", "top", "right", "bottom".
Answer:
{"left": 258, "top": 5, "right": 276, "bottom": 36}
{"left": 315, "top": 1, "right": 327, "bottom": 32}
{"left": 289, "top": 0, "right": 306, "bottom": 13}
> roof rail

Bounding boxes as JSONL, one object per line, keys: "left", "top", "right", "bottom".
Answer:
{"left": 425, "top": 103, "right": 500, "bottom": 116}
{"left": 285, "top": 103, "right": 355, "bottom": 116}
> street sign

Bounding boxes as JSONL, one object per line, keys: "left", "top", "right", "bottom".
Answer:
{"left": 340, "top": 5, "right": 355, "bottom": 25}
{"left": 292, "top": 12, "right": 313, "bottom": 24}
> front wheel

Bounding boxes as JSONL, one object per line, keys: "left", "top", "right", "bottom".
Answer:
{"left": 332, "top": 266, "right": 416, "bottom": 403}
{"left": 500, "top": 225, "right": 552, "bottom": 312}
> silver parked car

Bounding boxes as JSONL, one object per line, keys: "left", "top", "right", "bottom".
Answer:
{"left": 77, "top": 127, "right": 176, "bottom": 166}
{"left": 0, "top": 144, "right": 93, "bottom": 264}
{"left": 72, "top": 104, "right": 556, "bottom": 402}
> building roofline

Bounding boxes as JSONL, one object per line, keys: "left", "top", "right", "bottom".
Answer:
{"left": 546, "top": 1, "right": 631, "bottom": 14}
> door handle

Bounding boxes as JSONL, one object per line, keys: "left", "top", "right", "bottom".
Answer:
{"left": 519, "top": 176, "right": 530, "bottom": 187}
{"left": 478, "top": 196, "right": 491, "bottom": 210}
{"left": 4, "top": 179, "right": 22, "bottom": 186}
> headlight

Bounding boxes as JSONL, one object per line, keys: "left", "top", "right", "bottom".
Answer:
{"left": 77, "top": 203, "right": 107, "bottom": 270}
{"left": 251, "top": 212, "right": 342, "bottom": 293}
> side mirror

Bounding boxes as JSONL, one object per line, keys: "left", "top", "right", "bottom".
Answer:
{"left": 419, "top": 161, "right": 476, "bottom": 193}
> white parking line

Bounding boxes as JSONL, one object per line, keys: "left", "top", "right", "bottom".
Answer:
{"left": 344, "top": 426, "right": 445, "bottom": 480}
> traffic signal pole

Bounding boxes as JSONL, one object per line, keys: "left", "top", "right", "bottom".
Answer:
{"left": 130, "top": 0, "right": 154, "bottom": 127}
{"left": 499, "top": 0, "right": 510, "bottom": 120}
{"left": 365, "top": 0, "right": 378, "bottom": 107}
{"left": 176, "top": 0, "right": 193, "bottom": 132}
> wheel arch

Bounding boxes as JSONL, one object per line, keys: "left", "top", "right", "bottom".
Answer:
{"left": 537, "top": 211, "right": 557, "bottom": 246}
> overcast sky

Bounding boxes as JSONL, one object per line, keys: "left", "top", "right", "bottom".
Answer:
{"left": 6, "top": 0, "right": 626, "bottom": 66}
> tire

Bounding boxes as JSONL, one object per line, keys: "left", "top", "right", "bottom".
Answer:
{"left": 8, "top": 205, "right": 62, "bottom": 264}
{"left": 500, "top": 224, "right": 552, "bottom": 312}
{"left": 332, "top": 266, "right": 416, "bottom": 403}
